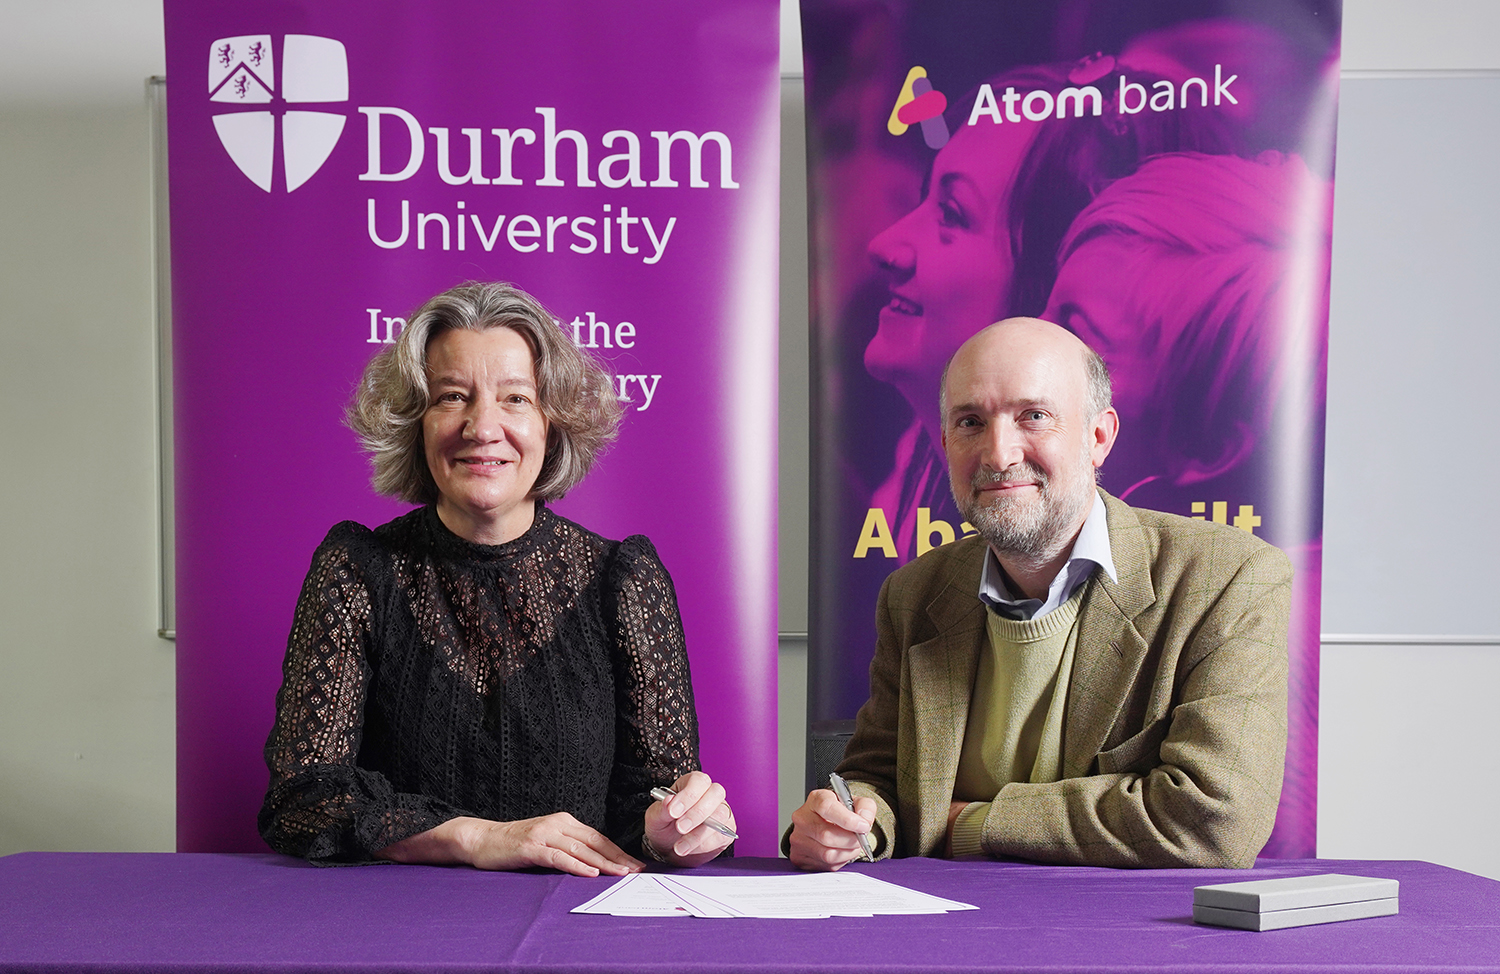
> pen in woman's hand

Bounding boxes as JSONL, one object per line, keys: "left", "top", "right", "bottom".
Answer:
{"left": 650, "top": 786, "right": 739, "bottom": 839}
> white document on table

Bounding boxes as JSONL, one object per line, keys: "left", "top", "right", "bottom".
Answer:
{"left": 570, "top": 872, "right": 732, "bottom": 917}
{"left": 572, "top": 871, "right": 977, "bottom": 919}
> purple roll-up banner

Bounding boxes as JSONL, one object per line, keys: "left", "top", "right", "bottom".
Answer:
{"left": 165, "top": 1, "right": 781, "bottom": 855}
{"left": 802, "top": 0, "right": 1338, "bottom": 857}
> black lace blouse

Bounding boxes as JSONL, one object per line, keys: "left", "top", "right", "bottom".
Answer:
{"left": 258, "top": 504, "right": 701, "bottom": 863}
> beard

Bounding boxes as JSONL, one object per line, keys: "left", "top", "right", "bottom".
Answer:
{"left": 955, "top": 447, "right": 1097, "bottom": 563}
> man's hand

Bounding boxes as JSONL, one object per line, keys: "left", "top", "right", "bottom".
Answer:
{"left": 788, "top": 788, "right": 877, "bottom": 870}
{"left": 945, "top": 800, "right": 969, "bottom": 858}
{"left": 644, "top": 770, "right": 736, "bottom": 867}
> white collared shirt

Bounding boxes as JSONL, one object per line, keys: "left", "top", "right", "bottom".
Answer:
{"left": 978, "top": 492, "right": 1116, "bottom": 620}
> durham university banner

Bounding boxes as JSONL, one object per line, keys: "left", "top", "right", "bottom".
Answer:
{"left": 164, "top": 0, "right": 781, "bottom": 854}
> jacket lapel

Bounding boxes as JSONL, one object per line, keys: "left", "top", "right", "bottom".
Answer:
{"left": 1062, "top": 492, "right": 1157, "bottom": 777}
{"left": 906, "top": 545, "right": 986, "bottom": 849}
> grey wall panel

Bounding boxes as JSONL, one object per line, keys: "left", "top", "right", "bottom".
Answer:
{"left": 1318, "top": 640, "right": 1500, "bottom": 879}
{"left": 1322, "top": 75, "right": 1500, "bottom": 636}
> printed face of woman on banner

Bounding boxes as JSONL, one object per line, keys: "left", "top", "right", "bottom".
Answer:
{"left": 1041, "top": 233, "right": 1162, "bottom": 439}
{"left": 1043, "top": 150, "right": 1327, "bottom": 512}
{"left": 865, "top": 117, "right": 1041, "bottom": 430}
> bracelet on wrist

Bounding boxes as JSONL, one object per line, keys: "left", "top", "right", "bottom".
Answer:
{"left": 641, "top": 830, "right": 671, "bottom": 864}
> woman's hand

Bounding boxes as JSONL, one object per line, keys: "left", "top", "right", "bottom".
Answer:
{"left": 643, "top": 770, "right": 735, "bottom": 867}
{"left": 378, "top": 814, "right": 644, "bottom": 877}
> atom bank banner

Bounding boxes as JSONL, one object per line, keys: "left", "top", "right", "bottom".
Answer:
{"left": 164, "top": 0, "right": 780, "bottom": 854}
{"left": 802, "top": 0, "right": 1339, "bottom": 857}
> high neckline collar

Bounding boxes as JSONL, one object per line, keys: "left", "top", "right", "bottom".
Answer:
{"left": 424, "top": 502, "right": 553, "bottom": 561}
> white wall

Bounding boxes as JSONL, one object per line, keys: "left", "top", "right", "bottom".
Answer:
{"left": 1319, "top": 643, "right": 1500, "bottom": 874}
{"left": 0, "top": 1, "right": 172, "bottom": 853}
{"left": 1315, "top": 66, "right": 1500, "bottom": 878}
{"left": 1, "top": 0, "right": 1496, "bottom": 875}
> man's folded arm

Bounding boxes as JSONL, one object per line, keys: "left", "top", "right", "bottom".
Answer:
{"left": 971, "top": 547, "right": 1291, "bottom": 868}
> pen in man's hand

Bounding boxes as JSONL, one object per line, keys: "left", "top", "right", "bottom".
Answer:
{"left": 828, "top": 772, "right": 874, "bottom": 862}
{"left": 650, "top": 786, "right": 738, "bottom": 839}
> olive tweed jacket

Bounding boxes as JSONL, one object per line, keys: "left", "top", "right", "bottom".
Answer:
{"left": 837, "top": 491, "right": 1290, "bottom": 868}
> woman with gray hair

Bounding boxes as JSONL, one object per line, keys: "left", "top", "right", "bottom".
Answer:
{"left": 259, "top": 281, "right": 734, "bottom": 874}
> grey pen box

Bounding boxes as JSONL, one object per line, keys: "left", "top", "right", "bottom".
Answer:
{"left": 1192, "top": 874, "right": 1399, "bottom": 931}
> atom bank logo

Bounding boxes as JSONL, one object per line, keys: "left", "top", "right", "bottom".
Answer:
{"left": 888, "top": 67, "right": 950, "bottom": 149}
{"left": 209, "top": 34, "right": 349, "bottom": 192}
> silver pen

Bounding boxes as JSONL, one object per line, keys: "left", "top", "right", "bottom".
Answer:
{"left": 828, "top": 772, "right": 874, "bottom": 862}
{"left": 650, "top": 786, "right": 738, "bottom": 839}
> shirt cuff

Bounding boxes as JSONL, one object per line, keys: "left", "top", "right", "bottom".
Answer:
{"left": 949, "top": 801, "right": 991, "bottom": 858}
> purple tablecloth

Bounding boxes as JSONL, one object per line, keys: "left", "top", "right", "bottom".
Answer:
{"left": 2, "top": 853, "right": 1497, "bottom": 972}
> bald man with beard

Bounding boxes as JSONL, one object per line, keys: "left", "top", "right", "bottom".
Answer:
{"left": 788, "top": 318, "right": 1289, "bottom": 869}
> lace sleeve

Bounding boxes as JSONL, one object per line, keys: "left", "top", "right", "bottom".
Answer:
{"left": 601, "top": 536, "right": 702, "bottom": 852}
{"left": 258, "top": 525, "right": 462, "bottom": 863}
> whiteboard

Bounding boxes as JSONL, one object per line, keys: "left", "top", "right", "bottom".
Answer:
{"left": 1322, "top": 74, "right": 1500, "bottom": 636}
